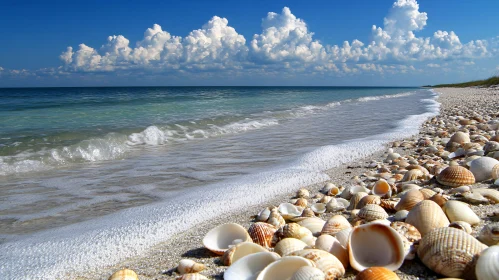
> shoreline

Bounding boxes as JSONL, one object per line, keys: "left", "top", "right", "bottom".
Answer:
{"left": 69, "top": 87, "right": 498, "bottom": 279}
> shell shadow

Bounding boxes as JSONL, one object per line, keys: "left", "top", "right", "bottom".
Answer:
{"left": 181, "top": 247, "right": 217, "bottom": 259}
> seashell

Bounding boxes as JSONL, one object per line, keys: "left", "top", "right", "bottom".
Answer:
{"left": 473, "top": 188, "right": 499, "bottom": 203}
{"left": 348, "top": 223, "right": 405, "bottom": 271}
{"left": 297, "top": 188, "right": 310, "bottom": 198}
{"left": 386, "top": 152, "right": 401, "bottom": 162}
{"left": 476, "top": 245, "right": 499, "bottom": 280}
{"left": 469, "top": 157, "right": 499, "bottom": 182}
{"left": 327, "top": 186, "right": 340, "bottom": 196}
{"left": 282, "top": 223, "right": 315, "bottom": 245}
{"left": 484, "top": 141, "right": 499, "bottom": 153}
{"left": 336, "top": 198, "right": 350, "bottom": 208}
{"left": 248, "top": 222, "right": 277, "bottom": 249}
{"left": 321, "top": 215, "right": 351, "bottom": 236}
{"left": 379, "top": 199, "right": 398, "bottom": 212}
{"left": 289, "top": 249, "right": 346, "bottom": 280}
{"left": 108, "top": 269, "right": 138, "bottom": 280}
{"left": 417, "top": 227, "right": 488, "bottom": 279}
{"left": 354, "top": 267, "right": 400, "bottom": 280}
{"left": 449, "top": 185, "right": 471, "bottom": 195}
{"left": 301, "top": 208, "right": 316, "bottom": 218}
{"left": 274, "top": 238, "right": 308, "bottom": 256}
{"left": 400, "top": 183, "right": 421, "bottom": 192}
{"left": 326, "top": 198, "right": 345, "bottom": 212}
{"left": 449, "top": 131, "right": 470, "bottom": 145}
{"left": 267, "top": 209, "right": 286, "bottom": 228}
{"left": 372, "top": 179, "right": 392, "bottom": 198}
{"left": 419, "top": 188, "right": 437, "bottom": 200}
{"left": 295, "top": 198, "right": 308, "bottom": 208}
{"left": 357, "top": 195, "right": 381, "bottom": 209}
{"left": 315, "top": 234, "right": 349, "bottom": 268}
{"left": 298, "top": 217, "right": 326, "bottom": 236}
{"left": 437, "top": 166, "right": 476, "bottom": 187}
{"left": 401, "top": 169, "right": 425, "bottom": 182}
{"left": 176, "top": 273, "right": 208, "bottom": 280}
{"left": 478, "top": 223, "right": 499, "bottom": 246}
{"left": 348, "top": 192, "right": 368, "bottom": 210}
{"left": 449, "top": 221, "right": 473, "bottom": 234}
{"left": 390, "top": 221, "right": 421, "bottom": 244}
{"left": 318, "top": 195, "right": 332, "bottom": 204}
{"left": 321, "top": 182, "right": 336, "bottom": 194}
{"left": 358, "top": 204, "right": 389, "bottom": 221}
{"left": 311, "top": 203, "right": 327, "bottom": 214}
{"left": 257, "top": 207, "right": 271, "bottom": 222}
{"left": 334, "top": 228, "right": 352, "bottom": 248}
{"left": 395, "top": 189, "right": 424, "bottom": 211}
{"left": 393, "top": 210, "right": 409, "bottom": 221}
{"left": 462, "top": 191, "right": 490, "bottom": 205}
{"left": 406, "top": 200, "right": 450, "bottom": 236}
{"left": 290, "top": 266, "right": 326, "bottom": 280}
{"left": 256, "top": 256, "right": 315, "bottom": 280}
{"left": 442, "top": 201, "right": 481, "bottom": 225}
{"left": 429, "top": 194, "right": 448, "bottom": 207}
{"left": 492, "top": 164, "right": 499, "bottom": 180}
{"left": 203, "top": 223, "right": 252, "bottom": 255}
{"left": 448, "top": 148, "right": 466, "bottom": 160}
{"left": 177, "top": 259, "right": 205, "bottom": 275}
{"left": 223, "top": 252, "right": 280, "bottom": 280}
{"left": 221, "top": 242, "right": 268, "bottom": 266}
{"left": 340, "top": 185, "right": 369, "bottom": 200}
{"left": 279, "top": 203, "right": 304, "bottom": 220}
{"left": 313, "top": 193, "right": 325, "bottom": 200}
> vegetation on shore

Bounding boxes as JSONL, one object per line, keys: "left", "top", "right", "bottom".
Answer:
{"left": 429, "top": 75, "right": 499, "bottom": 88}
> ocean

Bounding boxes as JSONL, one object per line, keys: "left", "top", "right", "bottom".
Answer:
{"left": 0, "top": 87, "right": 439, "bottom": 278}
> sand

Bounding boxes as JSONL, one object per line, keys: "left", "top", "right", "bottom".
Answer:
{"left": 73, "top": 87, "right": 499, "bottom": 280}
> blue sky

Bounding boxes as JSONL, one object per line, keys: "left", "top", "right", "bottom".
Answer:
{"left": 0, "top": 0, "right": 498, "bottom": 87}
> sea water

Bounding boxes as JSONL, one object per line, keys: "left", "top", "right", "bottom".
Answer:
{"left": 0, "top": 87, "right": 439, "bottom": 278}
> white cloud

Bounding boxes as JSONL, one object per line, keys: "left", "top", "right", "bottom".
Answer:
{"left": 427, "top": 63, "right": 440, "bottom": 68}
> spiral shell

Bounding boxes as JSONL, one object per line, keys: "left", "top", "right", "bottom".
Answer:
{"left": 203, "top": 223, "right": 252, "bottom": 255}
{"left": 321, "top": 215, "right": 351, "bottom": 236}
{"left": 436, "top": 166, "right": 475, "bottom": 187}
{"left": 354, "top": 267, "right": 400, "bottom": 280}
{"left": 357, "top": 204, "right": 389, "bottom": 221}
{"left": 289, "top": 249, "right": 346, "bottom": 280}
{"left": 405, "top": 200, "right": 450, "bottom": 236}
{"left": 248, "top": 222, "right": 277, "bottom": 248}
{"left": 475, "top": 245, "right": 499, "bottom": 280}
{"left": 221, "top": 242, "right": 268, "bottom": 266}
{"left": 417, "top": 227, "right": 488, "bottom": 278}
{"left": 108, "top": 269, "right": 138, "bottom": 280}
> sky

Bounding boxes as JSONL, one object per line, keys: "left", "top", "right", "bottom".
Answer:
{"left": 0, "top": 0, "right": 498, "bottom": 87}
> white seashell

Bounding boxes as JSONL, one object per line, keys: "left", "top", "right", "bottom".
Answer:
{"left": 372, "top": 179, "right": 392, "bottom": 198}
{"left": 478, "top": 223, "right": 499, "bottom": 246}
{"left": 257, "top": 207, "right": 271, "bottom": 222}
{"left": 310, "top": 203, "right": 327, "bottom": 214}
{"left": 315, "top": 235, "right": 349, "bottom": 268}
{"left": 177, "top": 259, "right": 206, "bottom": 274}
{"left": 473, "top": 188, "right": 499, "bottom": 203}
{"left": 336, "top": 198, "right": 350, "bottom": 208}
{"left": 469, "top": 157, "right": 499, "bottom": 182}
{"left": 386, "top": 152, "right": 401, "bottom": 162}
{"left": 476, "top": 245, "right": 499, "bottom": 280}
{"left": 221, "top": 242, "right": 268, "bottom": 266}
{"left": 321, "top": 182, "right": 336, "bottom": 194}
{"left": 393, "top": 210, "right": 409, "bottom": 221}
{"left": 340, "top": 185, "right": 369, "bottom": 200}
{"left": 326, "top": 198, "right": 345, "bottom": 212}
{"left": 290, "top": 266, "right": 326, "bottom": 280}
{"left": 203, "top": 223, "right": 252, "bottom": 255}
{"left": 333, "top": 228, "right": 352, "bottom": 249}
{"left": 442, "top": 201, "right": 481, "bottom": 225}
{"left": 108, "top": 269, "right": 138, "bottom": 280}
{"left": 321, "top": 215, "right": 351, "bottom": 236}
{"left": 256, "top": 256, "right": 315, "bottom": 280}
{"left": 289, "top": 249, "right": 345, "bottom": 280}
{"left": 279, "top": 203, "right": 304, "bottom": 220}
{"left": 348, "top": 223, "right": 405, "bottom": 271}
{"left": 297, "top": 217, "right": 326, "bottom": 236}
{"left": 448, "top": 148, "right": 466, "bottom": 159}
{"left": 449, "top": 185, "right": 471, "bottom": 195}
{"left": 449, "top": 221, "right": 473, "bottom": 234}
{"left": 401, "top": 183, "right": 421, "bottom": 192}
{"left": 492, "top": 164, "right": 499, "bottom": 180}
{"left": 274, "top": 238, "right": 308, "bottom": 256}
{"left": 267, "top": 209, "right": 286, "bottom": 228}
{"left": 223, "top": 252, "right": 280, "bottom": 280}
{"left": 281, "top": 223, "right": 316, "bottom": 246}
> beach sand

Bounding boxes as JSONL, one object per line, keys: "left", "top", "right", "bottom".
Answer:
{"left": 74, "top": 87, "right": 499, "bottom": 280}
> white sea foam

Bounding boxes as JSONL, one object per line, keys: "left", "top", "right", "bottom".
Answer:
{"left": 357, "top": 91, "right": 415, "bottom": 102}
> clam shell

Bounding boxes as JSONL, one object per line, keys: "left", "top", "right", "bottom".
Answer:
{"left": 478, "top": 223, "right": 499, "bottom": 246}
{"left": 406, "top": 200, "right": 450, "bottom": 236}
{"left": 395, "top": 189, "right": 424, "bottom": 211}
{"left": 223, "top": 252, "right": 280, "bottom": 280}
{"left": 419, "top": 188, "right": 437, "bottom": 200}
{"left": 297, "top": 188, "right": 310, "bottom": 198}
{"left": 473, "top": 188, "right": 499, "bottom": 203}
{"left": 315, "top": 234, "right": 349, "bottom": 268}
{"left": 348, "top": 223, "right": 405, "bottom": 271}
{"left": 274, "top": 238, "right": 308, "bottom": 256}
{"left": 328, "top": 186, "right": 340, "bottom": 196}
{"left": 321, "top": 215, "right": 351, "bottom": 236}
{"left": 334, "top": 228, "right": 352, "bottom": 248}
{"left": 311, "top": 203, "right": 327, "bottom": 214}
{"left": 354, "top": 267, "right": 400, "bottom": 280}
{"left": 248, "top": 222, "right": 277, "bottom": 249}
{"left": 358, "top": 204, "right": 389, "bottom": 221}
{"left": 279, "top": 203, "right": 304, "bottom": 220}
{"left": 282, "top": 223, "right": 315, "bottom": 245}
{"left": 203, "top": 223, "right": 252, "bottom": 255}
{"left": 178, "top": 259, "right": 205, "bottom": 274}
{"left": 475, "top": 245, "right": 499, "bottom": 280}
{"left": 417, "top": 227, "right": 488, "bottom": 278}
{"left": 295, "top": 198, "right": 308, "bottom": 208}
{"left": 289, "top": 249, "right": 345, "bottom": 280}
{"left": 256, "top": 256, "right": 315, "bottom": 280}
{"left": 449, "top": 221, "right": 473, "bottom": 234}
{"left": 298, "top": 217, "right": 326, "bottom": 236}
{"left": 176, "top": 273, "right": 208, "bottom": 280}
{"left": 469, "top": 157, "right": 499, "bottom": 182}
{"left": 348, "top": 192, "right": 368, "bottom": 210}
{"left": 437, "top": 166, "right": 475, "bottom": 187}
{"left": 290, "top": 266, "right": 326, "bottom": 280}
{"left": 301, "top": 208, "right": 316, "bottom": 218}
{"left": 221, "top": 242, "right": 268, "bottom": 266}
{"left": 372, "top": 179, "right": 392, "bottom": 198}
{"left": 357, "top": 195, "right": 382, "bottom": 209}
{"left": 108, "top": 269, "right": 138, "bottom": 280}
{"left": 443, "top": 201, "right": 481, "bottom": 225}
{"left": 449, "top": 131, "right": 470, "bottom": 145}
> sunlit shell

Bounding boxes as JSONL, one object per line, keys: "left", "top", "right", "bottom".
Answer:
{"left": 357, "top": 195, "right": 381, "bottom": 209}
{"left": 473, "top": 188, "right": 499, "bottom": 203}
{"left": 419, "top": 188, "right": 437, "bottom": 200}
{"left": 248, "top": 222, "right": 277, "bottom": 249}
{"left": 321, "top": 182, "right": 337, "bottom": 194}
{"left": 442, "top": 201, "right": 481, "bottom": 225}
{"left": 354, "top": 267, "right": 401, "bottom": 280}
{"left": 108, "top": 269, "right": 138, "bottom": 280}
{"left": 379, "top": 199, "right": 397, "bottom": 212}
{"left": 436, "top": 166, "right": 475, "bottom": 187}
{"left": 282, "top": 223, "right": 315, "bottom": 245}
{"left": 476, "top": 245, "right": 499, "bottom": 280}
{"left": 357, "top": 204, "right": 389, "bottom": 221}
{"left": 405, "top": 200, "right": 450, "bottom": 236}
{"left": 267, "top": 209, "right": 286, "bottom": 228}
{"left": 328, "top": 186, "right": 340, "bottom": 196}
{"left": 290, "top": 266, "right": 326, "bottom": 280}
{"left": 176, "top": 273, "right": 208, "bottom": 280}
{"left": 394, "top": 189, "right": 424, "bottom": 211}
{"left": 336, "top": 198, "right": 350, "bottom": 208}
{"left": 289, "top": 249, "right": 346, "bottom": 280}
{"left": 223, "top": 252, "right": 280, "bottom": 280}
{"left": 372, "top": 179, "right": 392, "bottom": 198}
{"left": 469, "top": 157, "right": 499, "bottom": 182}
{"left": 348, "top": 192, "right": 369, "bottom": 210}
{"left": 301, "top": 208, "right": 316, "bottom": 218}
{"left": 279, "top": 203, "right": 304, "bottom": 220}
{"left": 449, "top": 221, "right": 473, "bottom": 234}
{"left": 177, "top": 259, "right": 205, "bottom": 275}
{"left": 478, "top": 223, "right": 499, "bottom": 246}
{"left": 449, "top": 185, "right": 471, "bottom": 195}
{"left": 315, "top": 234, "right": 349, "bottom": 268}
{"left": 325, "top": 198, "right": 345, "bottom": 212}
{"left": 340, "top": 185, "right": 369, "bottom": 200}
{"left": 311, "top": 203, "right": 327, "bottom": 214}
{"left": 319, "top": 195, "right": 332, "bottom": 204}
{"left": 390, "top": 222, "right": 421, "bottom": 243}
{"left": 257, "top": 207, "right": 271, "bottom": 222}
{"left": 448, "top": 131, "right": 470, "bottom": 145}
{"left": 334, "top": 228, "right": 352, "bottom": 249}
{"left": 417, "top": 227, "right": 488, "bottom": 278}
{"left": 221, "top": 242, "right": 268, "bottom": 266}
{"left": 256, "top": 256, "right": 315, "bottom": 280}
{"left": 297, "top": 188, "right": 310, "bottom": 198}
{"left": 274, "top": 238, "right": 309, "bottom": 256}
{"left": 348, "top": 223, "right": 405, "bottom": 271}
{"left": 429, "top": 193, "right": 448, "bottom": 207}
{"left": 401, "top": 169, "right": 425, "bottom": 182}
{"left": 203, "top": 223, "right": 252, "bottom": 255}
{"left": 294, "top": 198, "right": 308, "bottom": 208}
{"left": 297, "top": 217, "right": 327, "bottom": 236}
{"left": 400, "top": 183, "right": 421, "bottom": 192}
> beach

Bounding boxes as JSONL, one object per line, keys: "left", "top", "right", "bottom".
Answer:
{"left": 67, "top": 86, "right": 499, "bottom": 279}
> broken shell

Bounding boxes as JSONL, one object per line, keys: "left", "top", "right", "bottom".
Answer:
{"left": 449, "top": 185, "right": 471, "bottom": 195}
{"left": 248, "top": 222, "right": 277, "bottom": 249}
{"left": 357, "top": 195, "right": 381, "bottom": 209}
{"left": 223, "top": 252, "right": 280, "bottom": 280}
{"left": 417, "top": 227, "right": 487, "bottom": 279}
{"left": 257, "top": 207, "right": 271, "bottom": 222}
{"left": 176, "top": 273, "right": 208, "bottom": 280}
{"left": 108, "top": 269, "right": 138, "bottom": 280}
{"left": 358, "top": 204, "right": 389, "bottom": 221}
{"left": 289, "top": 249, "right": 346, "bottom": 280}
{"left": 469, "top": 157, "right": 499, "bottom": 182}
{"left": 475, "top": 245, "right": 499, "bottom": 280}
{"left": 395, "top": 189, "right": 424, "bottom": 211}
{"left": 462, "top": 191, "right": 490, "bottom": 205}
{"left": 372, "top": 179, "right": 392, "bottom": 198}
{"left": 297, "top": 188, "right": 310, "bottom": 198}
{"left": 203, "top": 223, "right": 252, "bottom": 255}
{"left": 290, "top": 266, "right": 326, "bottom": 280}
{"left": 436, "top": 166, "right": 475, "bottom": 187}
{"left": 256, "top": 256, "right": 315, "bottom": 280}
{"left": 279, "top": 203, "right": 304, "bottom": 220}
{"left": 478, "top": 223, "right": 499, "bottom": 246}
{"left": 321, "top": 215, "right": 352, "bottom": 236}
{"left": 449, "top": 221, "right": 473, "bottom": 234}
{"left": 221, "top": 242, "right": 268, "bottom": 266}
{"left": 406, "top": 200, "right": 450, "bottom": 236}
{"left": 274, "top": 238, "right": 308, "bottom": 256}
{"left": 442, "top": 201, "right": 481, "bottom": 225}
{"left": 348, "top": 192, "right": 368, "bottom": 210}
{"left": 297, "top": 217, "right": 326, "bottom": 236}
{"left": 177, "top": 259, "right": 205, "bottom": 275}
{"left": 354, "top": 267, "right": 400, "bottom": 280}
{"left": 315, "top": 235, "right": 349, "bottom": 268}
{"left": 348, "top": 223, "right": 405, "bottom": 271}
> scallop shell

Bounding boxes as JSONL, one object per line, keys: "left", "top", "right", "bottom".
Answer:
{"left": 358, "top": 204, "right": 389, "bottom": 221}
{"left": 475, "top": 245, "right": 499, "bottom": 280}
{"left": 354, "top": 267, "right": 401, "bottom": 280}
{"left": 417, "top": 227, "right": 488, "bottom": 279}
{"left": 177, "top": 259, "right": 205, "bottom": 274}
{"left": 279, "top": 203, "right": 304, "bottom": 220}
{"left": 348, "top": 223, "right": 405, "bottom": 271}
{"left": 357, "top": 195, "right": 381, "bottom": 209}
{"left": 348, "top": 192, "right": 368, "bottom": 210}
{"left": 405, "top": 200, "right": 450, "bottom": 236}
{"left": 469, "top": 157, "right": 499, "bottom": 182}
{"left": 442, "top": 201, "right": 481, "bottom": 225}
{"left": 395, "top": 189, "right": 424, "bottom": 211}
{"left": 256, "top": 256, "right": 315, "bottom": 280}
{"left": 436, "top": 166, "right": 475, "bottom": 187}
{"left": 176, "top": 273, "right": 208, "bottom": 280}
{"left": 297, "top": 188, "right": 310, "bottom": 198}
{"left": 315, "top": 234, "right": 349, "bottom": 268}
{"left": 221, "top": 242, "right": 268, "bottom": 266}
{"left": 274, "top": 238, "right": 308, "bottom": 256}
{"left": 248, "top": 222, "right": 277, "bottom": 249}
{"left": 108, "top": 269, "right": 138, "bottom": 280}
{"left": 477, "top": 223, "right": 499, "bottom": 246}
{"left": 321, "top": 215, "right": 352, "bottom": 236}
{"left": 290, "top": 266, "right": 326, "bottom": 280}
{"left": 372, "top": 179, "right": 392, "bottom": 198}
{"left": 289, "top": 249, "right": 346, "bottom": 280}
{"left": 449, "top": 221, "right": 473, "bottom": 234}
{"left": 203, "top": 223, "right": 252, "bottom": 255}
{"left": 223, "top": 252, "right": 280, "bottom": 280}
{"left": 297, "top": 217, "right": 326, "bottom": 236}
